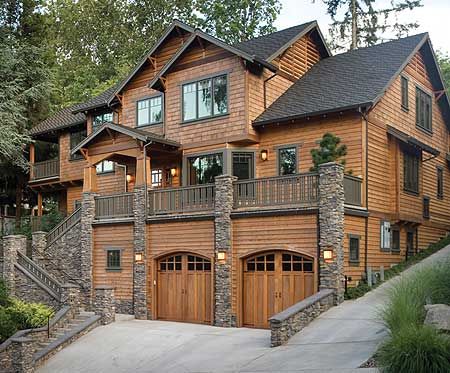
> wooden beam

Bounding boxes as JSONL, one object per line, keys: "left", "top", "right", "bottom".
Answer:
{"left": 115, "top": 94, "right": 123, "bottom": 105}
{"left": 37, "top": 192, "right": 43, "bottom": 217}
{"left": 29, "top": 143, "right": 35, "bottom": 179}
{"left": 135, "top": 154, "right": 151, "bottom": 187}
{"left": 83, "top": 166, "right": 98, "bottom": 193}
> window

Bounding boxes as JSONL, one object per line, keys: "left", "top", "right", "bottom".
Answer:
{"left": 70, "top": 130, "right": 86, "bottom": 160}
{"left": 391, "top": 227, "right": 400, "bottom": 253}
{"left": 403, "top": 149, "right": 420, "bottom": 193}
{"left": 278, "top": 146, "right": 297, "bottom": 175}
{"left": 348, "top": 235, "right": 360, "bottom": 264}
{"left": 423, "top": 196, "right": 430, "bottom": 219}
{"left": 188, "top": 153, "right": 223, "bottom": 185}
{"left": 380, "top": 221, "right": 391, "bottom": 251}
{"left": 437, "top": 167, "right": 444, "bottom": 199}
{"left": 137, "top": 96, "right": 162, "bottom": 126}
{"left": 406, "top": 230, "right": 416, "bottom": 255}
{"left": 93, "top": 112, "right": 113, "bottom": 132}
{"left": 96, "top": 160, "right": 114, "bottom": 174}
{"left": 106, "top": 249, "right": 121, "bottom": 269}
{"left": 232, "top": 152, "right": 254, "bottom": 180}
{"left": 182, "top": 74, "right": 228, "bottom": 122}
{"left": 151, "top": 169, "right": 163, "bottom": 188}
{"left": 416, "top": 87, "right": 432, "bottom": 132}
{"left": 401, "top": 76, "right": 409, "bottom": 110}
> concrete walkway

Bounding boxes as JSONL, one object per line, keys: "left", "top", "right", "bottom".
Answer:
{"left": 38, "top": 245, "right": 450, "bottom": 373}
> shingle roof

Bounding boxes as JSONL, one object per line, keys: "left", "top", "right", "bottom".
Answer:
{"left": 234, "top": 21, "right": 319, "bottom": 61}
{"left": 72, "top": 85, "right": 118, "bottom": 113}
{"left": 254, "top": 33, "right": 430, "bottom": 126}
{"left": 29, "top": 105, "right": 86, "bottom": 136}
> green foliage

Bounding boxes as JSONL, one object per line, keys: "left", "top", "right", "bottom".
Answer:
{"left": 310, "top": 132, "right": 347, "bottom": 171}
{"left": 437, "top": 51, "right": 450, "bottom": 93}
{"left": 0, "top": 308, "right": 17, "bottom": 343}
{"left": 344, "top": 282, "right": 370, "bottom": 299}
{"left": 6, "top": 299, "right": 54, "bottom": 330}
{"left": 0, "top": 280, "right": 10, "bottom": 307}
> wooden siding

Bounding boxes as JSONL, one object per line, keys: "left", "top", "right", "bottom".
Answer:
{"left": 93, "top": 224, "right": 134, "bottom": 301}
{"left": 66, "top": 186, "right": 82, "bottom": 214}
{"left": 58, "top": 132, "right": 86, "bottom": 182}
{"left": 343, "top": 215, "right": 366, "bottom": 283}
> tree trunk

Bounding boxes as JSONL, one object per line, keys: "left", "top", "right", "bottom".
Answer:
{"left": 351, "top": 0, "right": 357, "bottom": 50}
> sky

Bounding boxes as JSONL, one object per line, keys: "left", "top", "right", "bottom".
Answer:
{"left": 275, "top": 0, "right": 450, "bottom": 54}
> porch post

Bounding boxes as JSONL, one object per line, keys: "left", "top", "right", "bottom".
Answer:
{"left": 83, "top": 165, "right": 98, "bottom": 193}
{"left": 213, "top": 174, "right": 237, "bottom": 327}
{"left": 318, "top": 162, "right": 345, "bottom": 305}
{"left": 37, "top": 192, "right": 43, "bottom": 217}
{"left": 29, "top": 143, "right": 35, "bottom": 180}
{"left": 132, "top": 153, "right": 149, "bottom": 319}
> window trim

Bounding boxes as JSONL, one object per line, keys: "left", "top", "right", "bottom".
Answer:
{"left": 276, "top": 144, "right": 299, "bottom": 176}
{"left": 403, "top": 148, "right": 420, "bottom": 195}
{"left": 423, "top": 195, "right": 430, "bottom": 219}
{"left": 437, "top": 166, "right": 444, "bottom": 199}
{"left": 415, "top": 86, "right": 433, "bottom": 134}
{"left": 181, "top": 72, "right": 229, "bottom": 124}
{"left": 135, "top": 93, "right": 164, "bottom": 128}
{"left": 231, "top": 151, "right": 256, "bottom": 180}
{"left": 348, "top": 234, "right": 360, "bottom": 266}
{"left": 401, "top": 75, "right": 409, "bottom": 111}
{"left": 380, "top": 220, "right": 391, "bottom": 252}
{"left": 96, "top": 160, "right": 115, "bottom": 175}
{"left": 105, "top": 248, "right": 122, "bottom": 271}
{"left": 185, "top": 151, "right": 225, "bottom": 186}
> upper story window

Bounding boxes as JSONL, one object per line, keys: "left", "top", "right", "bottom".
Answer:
{"left": 96, "top": 160, "right": 114, "bottom": 174}
{"left": 403, "top": 149, "right": 420, "bottom": 194}
{"left": 401, "top": 76, "right": 409, "bottom": 110}
{"left": 182, "top": 74, "right": 228, "bottom": 122}
{"left": 70, "top": 130, "right": 86, "bottom": 160}
{"left": 137, "top": 96, "right": 162, "bottom": 127}
{"left": 416, "top": 87, "right": 432, "bottom": 132}
{"left": 278, "top": 146, "right": 297, "bottom": 175}
{"left": 188, "top": 153, "right": 223, "bottom": 185}
{"left": 93, "top": 112, "right": 113, "bottom": 132}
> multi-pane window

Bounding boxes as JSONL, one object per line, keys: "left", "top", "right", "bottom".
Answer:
{"left": 437, "top": 167, "right": 444, "bottom": 199}
{"left": 423, "top": 196, "right": 430, "bottom": 219}
{"left": 93, "top": 112, "right": 113, "bottom": 131}
{"left": 403, "top": 149, "right": 420, "bottom": 193}
{"left": 349, "top": 235, "right": 360, "bottom": 264}
{"left": 151, "top": 169, "right": 163, "bottom": 188}
{"left": 278, "top": 146, "right": 297, "bottom": 175}
{"left": 188, "top": 153, "right": 223, "bottom": 185}
{"left": 416, "top": 87, "right": 432, "bottom": 132}
{"left": 232, "top": 152, "right": 254, "bottom": 180}
{"left": 96, "top": 160, "right": 114, "bottom": 174}
{"left": 246, "top": 254, "right": 275, "bottom": 272}
{"left": 281, "top": 253, "right": 313, "bottom": 272}
{"left": 106, "top": 249, "right": 121, "bottom": 269}
{"left": 391, "top": 228, "right": 400, "bottom": 253}
{"left": 70, "top": 130, "right": 86, "bottom": 160}
{"left": 182, "top": 74, "right": 227, "bottom": 122}
{"left": 401, "top": 76, "right": 409, "bottom": 110}
{"left": 137, "top": 96, "right": 162, "bottom": 126}
{"left": 187, "top": 255, "right": 211, "bottom": 271}
{"left": 159, "top": 255, "right": 182, "bottom": 271}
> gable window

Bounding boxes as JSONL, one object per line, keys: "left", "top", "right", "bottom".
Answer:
{"left": 403, "top": 149, "right": 420, "bottom": 194}
{"left": 348, "top": 234, "right": 360, "bottom": 265}
{"left": 278, "top": 146, "right": 297, "bottom": 175}
{"left": 416, "top": 87, "right": 432, "bottom": 132}
{"left": 151, "top": 169, "right": 163, "bottom": 188}
{"left": 106, "top": 249, "right": 121, "bottom": 270}
{"left": 137, "top": 96, "right": 162, "bottom": 127}
{"left": 423, "top": 196, "right": 430, "bottom": 219}
{"left": 182, "top": 74, "right": 228, "bottom": 122}
{"left": 391, "top": 227, "right": 400, "bottom": 253}
{"left": 188, "top": 153, "right": 223, "bottom": 185}
{"left": 96, "top": 160, "right": 114, "bottom": 174}
{"left": 93, "top": 112, "right": 113, "bottom": 132}
{"left": 232, "top": 152, "right": 254, "bottom": 180}
{"left": 437, "top": 166, "right": 444, "bottom": 199}
{"left": 401, "top": 76, "right": 409, "bottom": 110}
{"left": 70, "top": 130, "right": 87, "bottom": 160}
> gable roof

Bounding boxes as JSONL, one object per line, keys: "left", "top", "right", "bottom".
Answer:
{"left": 254, "top": 33, "right": 450, "bottom": 127}
{"left": 29, "top": 105, "right": 86, "bottom": 137}
{"left": 234, "top": 21, "right": 330, "bottom": 61}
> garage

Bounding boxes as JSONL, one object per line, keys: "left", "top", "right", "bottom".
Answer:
{"left": 157, "top": 253, "right": 212, "bottom": 324}
{"left": 243, "top": 251, "right": 315, "bottom": 328}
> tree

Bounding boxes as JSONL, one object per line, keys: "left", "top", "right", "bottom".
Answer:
{"left": 310, "top": 133, "right": 347, "bottom": 171}
{"left": 195, "top": 0, "right": 281, "bottom": 44}
{"left": 318, "top": 0, "right": 422, "bottom": 51}
{"left": 437, "top": 51, "right": 450, "bottom": 93}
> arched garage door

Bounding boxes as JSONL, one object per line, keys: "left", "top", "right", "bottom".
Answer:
{"left": 243, "top": 251, "right": 315, "bottom": 328}
{"left": 157, "top": 253, "right": 212, "bottom": 324}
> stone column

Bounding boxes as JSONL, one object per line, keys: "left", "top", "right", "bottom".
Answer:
{"left": 133, "top": 186, "right": 148, "bottom": 319}
{"left": 61, "top": 283, "right": 81, "bottom": 315}
{"left": 94, "top": 285, "right": 116, "bottom": 325}
{"left": 318, "top": 162, "right": 345, "bottom": 304}
{"left": 31, "top": 231, "right": 47, "bottom": 266}
{"left": 213, "top": 175, "right": 237, "bottom": 327}
{"left": 11, "top": 337, "right": 34, "bottom": 373}
{"left": 80, "top": 192, "right": 96, "bottom": 307}
{"left": 2, "top": 235, "right": 26, "bottom": 296}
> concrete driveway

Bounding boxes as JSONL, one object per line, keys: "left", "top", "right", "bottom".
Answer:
{"left": 37, "top": 245, "right": 450, "bottom": 373}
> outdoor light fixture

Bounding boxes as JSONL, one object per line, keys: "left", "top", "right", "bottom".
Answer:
{"left": 260, "top": 149, "right": 268, "bottom": 161}
{"left": 323, "top": 250, "right": 333, "bottom": 261}
{"left": 170, "top": 168, "right": 177, "bottom": 177}
{"left": 135, "top": 253, "right": 144, "bottom": 263}
{"left": 126, "top": 174, "right": 132, "bottom": 183}
{"left": 217, "top": 251, "right": 226, "bottom": 261}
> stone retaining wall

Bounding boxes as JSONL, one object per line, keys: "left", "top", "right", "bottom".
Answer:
{"left": 269, "top": 289, "right": 335, "bottom": 347}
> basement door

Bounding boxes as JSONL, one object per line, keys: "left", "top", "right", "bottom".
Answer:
{"left": 157, "top": 254, "right": 212, "bottom": 324}
{"left": 243, "top": 252, "right": 315, "bottom": 328}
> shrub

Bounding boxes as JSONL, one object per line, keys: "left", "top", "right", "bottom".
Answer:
{"left": 0, "top": 308, "right": 17, "bottom": 343}
{"left": 0, "top": 279, "right": 10, "bottom": 307}
{"left": 377, "top": 326, "right": 450, "bottom": 373}
{"left": 6, "top": 299, "right": 53, "bottom": 330}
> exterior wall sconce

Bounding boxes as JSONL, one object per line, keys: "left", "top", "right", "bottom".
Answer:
{"left": 260, "top": 149, "right": 268, "bottom": 161}
{"left": 217, "top": 251, "right": 226, "bottom": 261}
{"left": 323, "top": 249, "right": 333, "bottom": 262}
{"left": 126, "top": 174, "right": 132, "bottom": 183}
{"left": 135, "top": 252, "right": 144, "bottom": 263}
{"left": 170, "top": 168, "right": 177, "bottom": 177}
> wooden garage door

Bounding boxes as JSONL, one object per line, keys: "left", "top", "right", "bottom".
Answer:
{"left": 243, "top": 252, "right": 315, "bottom": 328}
{"left": 157, "top": 254, "right": 212, "bottom": 324}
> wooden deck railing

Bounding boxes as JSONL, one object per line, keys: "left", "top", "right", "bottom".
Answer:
{"left": 233, "top": 173, "right": 319, "bottom": 209}
{"left": 31, "top": 159, "right": 60, "bottom": 180}
{"left": 95, "top": 193, "right": 134, "bottom": 219}
{"left": 46, "top": 207, "right": 82, "bottom": 246}
{"left": 344, "top": 175, "right": 362, "bottom": 206}
{"left": 148, "top": 184, "right": 215, "bottom": 215}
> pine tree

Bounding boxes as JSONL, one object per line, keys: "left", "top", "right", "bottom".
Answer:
{"left": 310, "top": 133, "right": 347, "bottom": 171}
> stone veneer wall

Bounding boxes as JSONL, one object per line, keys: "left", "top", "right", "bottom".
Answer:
{"left": 80, "top": 192, "right": 96, "bottom": 307}
{"left": 269, "top": 289, "right": 335, "bottom": 347}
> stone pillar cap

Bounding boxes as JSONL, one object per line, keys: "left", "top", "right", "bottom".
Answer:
{"left": 3, "top": 234, "right": 27, "bottom": 239}
{"left": 95, "top": 285, "right": 115, "bottom": 290}
{"left": 32, "top": 231, "right": 47, "bottom": 234}
{"left": 61, "top": 283, "right": 80, "bottom": 288}
{"left": 11, "top": 336, "right": 33, "bottom": 343}
{"left": 318, "top": 162, "right": 344, "bottom": 169}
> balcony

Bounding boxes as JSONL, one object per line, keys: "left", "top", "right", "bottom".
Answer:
{"left": 31, "top": 159, "right": 60, "bottom": 180}
{"left": 95, "top": 193, "right": 134, "bottom": 220}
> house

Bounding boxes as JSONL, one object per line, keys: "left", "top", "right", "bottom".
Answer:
{"left": 27, "top": 20, "right": 450, "bottom": 329}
